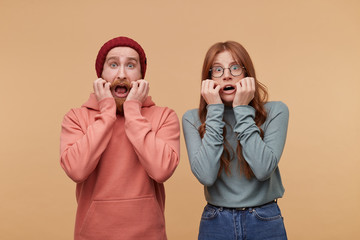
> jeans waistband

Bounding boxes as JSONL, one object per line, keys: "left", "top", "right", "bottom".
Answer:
{"left": 208, "top": 199, "right": 277, "bottom": 211}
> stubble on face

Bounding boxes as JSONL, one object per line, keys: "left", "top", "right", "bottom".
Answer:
{"left": 110, "top": 79, "right": 131, "bottom": 115}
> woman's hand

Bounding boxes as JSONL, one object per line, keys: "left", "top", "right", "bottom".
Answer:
{"left": 201, "top": 80, "right": 222, "bottom": 105}
{"left": 233, "top": 77, "right": 255, "bottom": 107}
{"left": 126, "top": 79, "right": 149, "bottom": 104}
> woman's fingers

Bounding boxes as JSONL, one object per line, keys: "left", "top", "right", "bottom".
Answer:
{"left": 233, "top": 77, "right": 255, "bottom": 107}
{"left": 201, "top": 80, "right": 222, "bottom": 105}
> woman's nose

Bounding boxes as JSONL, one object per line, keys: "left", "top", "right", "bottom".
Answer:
{"left": 222, "top": 68, "right": 232, "bottom": 81}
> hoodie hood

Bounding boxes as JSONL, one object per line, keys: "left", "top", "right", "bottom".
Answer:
{"left": 82, "top": 93, "right": 155, "bottom": 111}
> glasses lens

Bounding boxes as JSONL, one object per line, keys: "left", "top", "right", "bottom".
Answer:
{"left": 211, "top": 66, "right": 223, "bottom": 78}
{"left": 230, "top": 65, "right": 243, "bottom": 76}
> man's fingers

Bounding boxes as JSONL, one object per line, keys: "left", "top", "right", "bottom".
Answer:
{"left": 137, "top": 80, "right": 146, "bottom": 93}
{"left": 93, "top": 78, "right": 103, "bottom": 94}
{"left": 144, "top": 82, "right": 150, "bottom": 97}
{"left": 126, "top": 80, "right": 149, "bottom": 103}
{"left": 104, "top": 82, "right": 111, "bottom": 92}
{"left": 139, "top": 80, "right": 149, "bottom": 99}
{"left": 93, "top": 78, "right": 113, "bottom": 102}
{"left": 131, "top": 81, "right": 138, "bottom": 93}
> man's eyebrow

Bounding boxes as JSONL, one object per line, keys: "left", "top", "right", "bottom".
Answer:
{"left": 105, "top": 56, "right": 139, "bottom": 62}
{"left": 126, "top": 57, "right": 138, "bottom": 62}
{"left": 106, "top": 56, "right": 118, "bottom": 62}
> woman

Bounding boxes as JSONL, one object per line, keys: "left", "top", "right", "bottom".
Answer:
{"left": 182, "top": 41, "right": 289, "bottom": 240}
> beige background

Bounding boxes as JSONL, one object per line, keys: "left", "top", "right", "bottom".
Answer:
{"left": 1, "top": 0, "right": 359, "bottom": 239}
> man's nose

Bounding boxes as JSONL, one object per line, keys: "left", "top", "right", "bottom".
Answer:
{"left": 117, "top": 66, "right": 126, "bottom": 79}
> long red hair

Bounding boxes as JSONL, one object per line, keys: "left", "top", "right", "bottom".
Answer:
{"left": 198, "top": 41, "right": 268, "bottom": 179}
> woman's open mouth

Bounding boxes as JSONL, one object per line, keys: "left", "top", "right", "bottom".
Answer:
{"left": 222, "top": 85, "right": 236, "bottom": 94}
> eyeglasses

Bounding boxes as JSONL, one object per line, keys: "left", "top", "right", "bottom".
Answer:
{"left": 209, "top": 64, "right": 245, "bottom": 78}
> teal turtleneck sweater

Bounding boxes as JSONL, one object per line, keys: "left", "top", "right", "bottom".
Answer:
{"left": 182, "top": 102, "right": 289, "bottom": 207}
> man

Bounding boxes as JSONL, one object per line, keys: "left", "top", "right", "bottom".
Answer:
{"left": 60, "top": 36, "right": 180, "bottom": 240}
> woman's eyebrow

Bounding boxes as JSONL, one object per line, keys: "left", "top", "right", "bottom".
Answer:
{"left": 212, "top": 61, "right": 238, "bottom": 66}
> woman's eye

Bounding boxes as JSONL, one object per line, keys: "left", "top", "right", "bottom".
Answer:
{"left": 231, "top": 65, "right": 240, "bottom": 70}
{"left": 214, "top": 67, "right": 222, "bottom": 72}
{"left": 127, "top": 63, "right": 134, "bottom": 68}
{"left": 110, "top": 63, "right": 118, "bottom": 68}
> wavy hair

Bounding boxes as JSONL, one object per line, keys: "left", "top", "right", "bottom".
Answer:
{"left": 198, "top": 41, "right": 268, "bottom": 179}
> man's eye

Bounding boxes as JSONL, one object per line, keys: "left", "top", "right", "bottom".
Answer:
{"left": 110, "top": 63, "right": 118, "bottom": 68}
{"left": 127, "top": 63, "right": 134, "bottom": 68}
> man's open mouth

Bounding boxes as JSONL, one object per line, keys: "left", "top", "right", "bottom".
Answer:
{"left": 112, "top": 84, "right": 130, "bottom": 98}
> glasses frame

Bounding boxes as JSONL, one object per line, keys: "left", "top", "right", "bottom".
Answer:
{"left": 209, "top": 65, "right": 245, "bottom": 78}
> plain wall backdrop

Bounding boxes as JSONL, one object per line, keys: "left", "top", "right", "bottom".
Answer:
{"left": 1, "top": 0, "right": 359, "bottom": 239}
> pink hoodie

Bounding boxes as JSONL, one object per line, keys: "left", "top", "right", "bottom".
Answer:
{"left": 60, "top": 94, "right": 180, "bottom": 240}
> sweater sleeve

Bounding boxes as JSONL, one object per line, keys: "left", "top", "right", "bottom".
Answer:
{"left": 60, "top": 98, "right": 116, "bottom": 183}
{"left": 123, "top": 100, "right": 180, "bottom": 183}
{"left": 182, "top": 104, "right": 225, "bottom": 186}
{"left": 233, "top": 102, "right": 289, "bottom": 181}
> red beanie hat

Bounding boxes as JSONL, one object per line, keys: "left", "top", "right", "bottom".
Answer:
{"left": 95, "top": 36, "right": 147, "bottom": 78}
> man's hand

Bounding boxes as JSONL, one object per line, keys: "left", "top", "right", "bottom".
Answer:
{"left": 201, "top": 80, "right": 222, "bottom": 105}
{"left": 233, "top": 77, "right": 255, "bottom": 107}
{"left": 126, "top": 80, "right": 149, "bottom": 104}
{"left": 93, "top": 78, "right": 112, "bottom": 102}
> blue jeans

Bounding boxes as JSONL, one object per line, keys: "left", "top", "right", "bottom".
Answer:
{"left": 198, "top": 202, "right": 287, "bottom": 240}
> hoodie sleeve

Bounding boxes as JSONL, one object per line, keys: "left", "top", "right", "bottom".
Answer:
{"left": 123, "top": 100, "right": 180, "bottom": 183}
{"left": 60, "top": 97, "right": 116, "bottom": 183}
